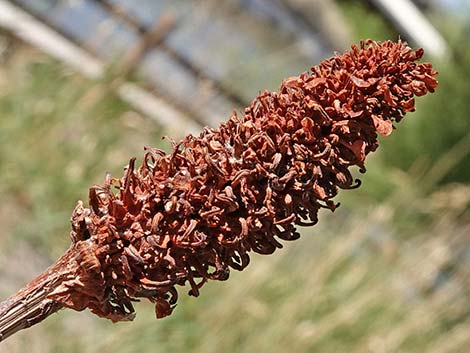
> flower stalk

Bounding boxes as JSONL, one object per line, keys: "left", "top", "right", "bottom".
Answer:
{"left": 0, "top": 40, "right": 438, "bottom": 342}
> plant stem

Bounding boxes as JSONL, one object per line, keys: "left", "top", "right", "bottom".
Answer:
{"left": 0, "top": 247, "right": 78, "bottom": 342}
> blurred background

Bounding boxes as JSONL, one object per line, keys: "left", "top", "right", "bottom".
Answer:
{"left": 0, "top": 0, "right": 468, "bottom": 352}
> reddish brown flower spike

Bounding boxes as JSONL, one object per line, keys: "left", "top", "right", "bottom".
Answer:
{"left": 0, "top": 40, "right": 438, "bottom": 338}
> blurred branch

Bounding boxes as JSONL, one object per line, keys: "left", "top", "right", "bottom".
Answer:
{"left": 369, "top": 0, "right": 449, "bottom": 58}
{"left": 0, "top": 0, "right": 103, "bottom": 78}
{"left": 118, "top": 12, "right": 177, "bottom": 78}
{"left": 90, "top": 0, "right": 248, "bottom": 110}
{"left": 0, "top": 0, "right": 200, "bottom": 137}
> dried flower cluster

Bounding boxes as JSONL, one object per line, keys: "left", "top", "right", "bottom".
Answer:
{"left": 0, "top": 40, "right": 438, "bottom": 340}
{"left": 49, "top": 40, "right": 437, "bottom": 321}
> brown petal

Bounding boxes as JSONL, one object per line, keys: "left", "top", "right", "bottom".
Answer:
{"left": 372, "top": 116, "right": 393, "bottom": 136}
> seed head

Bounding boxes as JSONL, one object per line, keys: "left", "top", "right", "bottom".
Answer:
{"left": 49, "top": 40, "right": 438, "bottom": 321}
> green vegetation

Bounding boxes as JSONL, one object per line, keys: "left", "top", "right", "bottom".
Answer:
{"left": 0, "top": 6, "right": 469, "bottom": 352}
